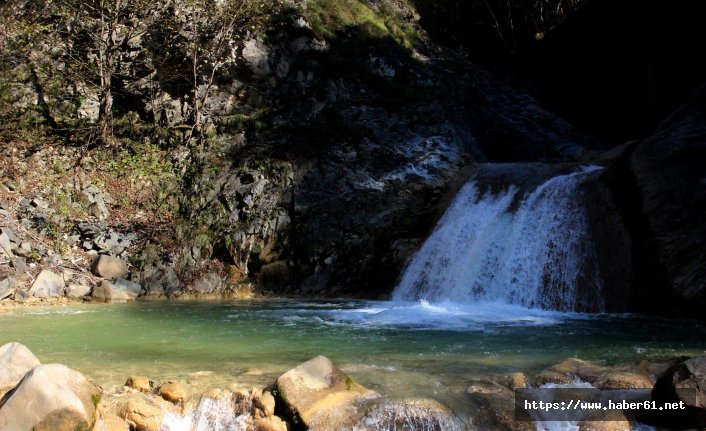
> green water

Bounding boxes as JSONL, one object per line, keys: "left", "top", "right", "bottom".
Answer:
{"left": 2, "top": 299, "right": 705, "bottom": 417}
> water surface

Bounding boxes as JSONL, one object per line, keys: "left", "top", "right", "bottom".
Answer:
{"left": 2, "top": 299, "right": 705, "bottom": 422}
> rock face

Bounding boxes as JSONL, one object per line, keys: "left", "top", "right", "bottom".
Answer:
{"left": 0, "top": 363, "right": 100, "bottom": 431}
{"left": 92, "top": 255, "right": 129, "bottom": 279}
{"left": 627, "top": 85, "right": 706, "bottom": 311}
{"left": 29, "top": 270, "right": 65, "bottom": 297}
{"left": 275, "top": 355, "right": 377, "bottom": 430}
{"left": 651, "top": 355, "right": 706, "bottom": 428}
{"left": 0, "top": 342, "right": 41, "bottom": 394}
{"left": 92, "top": 278, "right": 141, "bottom": 303}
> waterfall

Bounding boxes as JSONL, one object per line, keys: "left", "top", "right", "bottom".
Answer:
{"left": 392, "top": 166, "right": 604, "bottom": 312}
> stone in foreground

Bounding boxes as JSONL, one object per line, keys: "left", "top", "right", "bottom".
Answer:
{"left": 92, "top": 278, "right": 141, "bottom": 303}
{"left": 0, "top": 363, "right": 100, "bottom": 431}
{"left": 651, "top": 355, "right": 706, "bottom": 428}
{"left": 275, "top": 355, "right": 377, "bottom": 430}
{"left": 355, "top": 398, "right": 462, "bottom": 431}
{"left": 0, "top": 342, "right": 41, "bottom": 394}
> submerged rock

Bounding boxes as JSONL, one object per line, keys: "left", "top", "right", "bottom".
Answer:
{"left": 0, "top": 363, "right": 100, "bottom": 431}
{"left": 275, "top": 355, "right": 377, "bottom": 430}
{"left": 0, "top": 342, "right": 40, "bottom": 394}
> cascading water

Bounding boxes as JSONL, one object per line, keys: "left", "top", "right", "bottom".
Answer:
{"left": 392, "top": 166, "right": 604, "bottom": 312}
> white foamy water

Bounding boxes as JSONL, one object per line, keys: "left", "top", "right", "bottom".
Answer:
{"left": 393, "top": 166, "right": 604, "bottom": 312}
{"left": 318, "top": 300, "right": 588, "bottom": 330}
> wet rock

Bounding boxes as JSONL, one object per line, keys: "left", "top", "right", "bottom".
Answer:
{"left": 126, "top": 376, "right": 152, "bottom": 393}
{"left": 0, "top": 364, "right": 100, "bottom": 431}
{"left": 467, "top": 381, "right": 535, "bottom": 431}
{"left": 92, "top": 255, "right": 129, "bottom": 279}
{"left": 595, "top": 371, "right": 653, "bottom": 389}
{"left": 651, "top": 355, "right": 706, "bottom": 428}
{"left": 254, "top": 416, "right": 287, "bottom": 431}
{"left": 508, "top": 372, "right": 529, "bottom": 389}
{"left": 94, "top": 413, "right": 127, "bottom": 431}
{"left": 0, "top": 342, "right": 41, "bottom": 393}
{"left": 29, "top": 270, "right": 65, "bottom": 297}
{"left": 117, "top": 394, "right": 164, "bottom": 431}
{"left": 192, "top": 273, "right": 222, "bottom": 294}
{"left": 92, "top": 278, "right": 141, "bottom": 303}
{"left": 578, "top": 416, "right": 631, "bottom": 431}
{"left": 157, "top": 382, "right": 186, "bottom": 404}
{"left": 275, "top": 355, "right": 377, "bottom": 430}
{"left": 355, "top": 398, "right": 462, "bottom": 431}
{"left": 252, "top": 388, "right": 276, "bottom": 417}
{"left": 536, "top": 358, "right": 606, "bottom": 385}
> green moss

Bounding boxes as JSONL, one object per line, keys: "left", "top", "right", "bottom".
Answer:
{"left": 345, "top": 375, "right": 353, "bottom": 390}
{"left": 304, "top": 0, "right": 418, "bottom": 48}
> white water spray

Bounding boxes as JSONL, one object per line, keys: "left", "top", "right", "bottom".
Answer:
{"left": 393, "top": 167, "right": 603, "bottom": 312}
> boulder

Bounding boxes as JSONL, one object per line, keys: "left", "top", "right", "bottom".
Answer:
{"left": 0, "top": 363, "right": 100, "bottom": 431}
{"left": 29, "top": 270, "right": 65, "bottom": 298}
{"left": 254, "top": 416, "right": 288, "bottom": 431}
{"left": 467, "top": 381, "right": 535, "bottom": 431}
{"left": 595, "top": 371, "right": 653, "bottom": 389}
{"left": 0, "top": 277, "right": 21, "bottom": 300}
{"left": 252, "top": 388, "right": 276, "bottom": 417}
{"left": 275, "top": 355, "right": 377, "bottom": 430}
{"left": 126, "top": 376, "right": 152, "bottom": 393}
{"left": 94, "top": 413, "right": 127, "bottom": 431}
{"left": 536, "top": 358, "right": 606, "bottom": 386}
{"left": 92, "top": 255, "right": 128, "bottom": 279}
{"left": 0, "top": 342, "right": 41, "bottom": 393}
{"left": 651, "top": 355, "right": 706, "bottom": 428}
{"left": 117, "top": 394, "right": 164, "bottom": 431}
{"left": 157, "top": 381, "right": 186, "bottom": 404}
{"left": 508, "top": 372, "right": 529, "bottom": 389}
{"left": 92, "top": 278, "right": 141, "bottom": 303}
